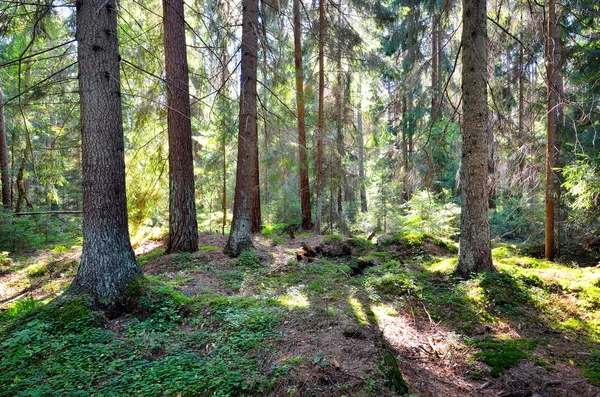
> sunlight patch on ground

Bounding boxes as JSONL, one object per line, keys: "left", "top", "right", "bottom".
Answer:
{"left": 278, "top": 285, "right": 310, "bottom": 309}
{"left": 425, "top": 257, "right": 457, "bottom": 273}
{"left": 348, "top": 296, "right": 368, "bottom": 325}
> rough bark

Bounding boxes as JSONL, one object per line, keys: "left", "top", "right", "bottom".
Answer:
{"left": 431, "top": 15, "right": 439, "bottom": 123}
{"left": 0, "top": 74, "right": 10, "bottom": 210}
{"left": 545, "top": 0, "right": 558, "bottom": 261}
{"left": 224, "top": 0, "right": 258, "bottom": 256}
{"left": 71, "top": 0, "right": 141, "bottom": 301}
{"left": 357, "top": 91, "right": 367, "bottom": 212}
{"left": 163, "top": 0, "right": 199, "bottom": 253}
{"left": 294, "top": 0, "right": 313, "bottom": 231}
{"left": 401, "top": 94, "right": 410, "bottom": 202}
{"left": 251, "top": 122, "right": 261, "bottom": 233}
{"left": 456, "top": 0, "right": 494, "bottom": 276}
{"left": 315, "top": 0, "right": 325, "bottom": 234}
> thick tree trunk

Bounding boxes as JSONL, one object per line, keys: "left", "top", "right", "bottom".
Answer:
{"left": 456, "top": 0, "right": 494, "bottom": 276}
{"left": 71, "top": 0, "right": 140, "bottom": 301}
{"left": 315, "top": 0, "right": 325, "bottom": 234}
{"left": 251, "top": 123, "right": 261, "bottom": 233}
{"left": 224, "top": 0, "right": 258, "bottom": 256}
{"left": 545, "top": 0, "right": 558, "bottom": 261}
{"left": 0, "top": 74, "right": 10, "bottom": 210}
{"left": 294, "top": 0, "right": 313, "bottom": 231}
{"left": 163, "top": 0, "right": 199, "bottom": 253}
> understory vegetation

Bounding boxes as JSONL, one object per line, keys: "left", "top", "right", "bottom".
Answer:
{"left": 1, "top": 214, "right": 599, "bottom": 396}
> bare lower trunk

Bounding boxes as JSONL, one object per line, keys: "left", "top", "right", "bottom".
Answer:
{"left": 357, "top": 91, "right": 367, "bottom": 212}
{"left": 456, "top": 0, "right": 493, "bottom": 276}
{"left": 163, "top": 0, "right": 199, "bottom": 253}
{"left": 294, "top": 0, "right": 312, "bottom": 231}
{"left": 251, "top": 125, "right": 261, "bottom": 233}
{"left": 0, "top": 75, "right": 11, "bottom": 210}
{"left": 225, "top": 0, "right": 258, "bottom": 256}
{"left": 71, "top": 0, "right": 140, "bottom": 301}
{"left": 545, "top": 0, "right": 559, "bottom": 261}
{"left": 315, "top": 0, "right": 325, "bottom": 234}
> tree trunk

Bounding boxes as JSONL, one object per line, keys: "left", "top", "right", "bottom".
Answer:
{"left": 315, "top": 0, "right": 325, "bottom": 234}
{"left": 357, "top": 87, "right": 367, "bottom": 212}
{"left": 0, "top": 74, "right": 10, "bottom": 210}
{"left": 15, "top": 62, "right": 33, "bottom": 214}
{"left": 431, "top": 13, "right": 439, "bottom": 123}
{"left": 251, "top": 122, "right": 261, "bottom": 233}
{"left": 225, "top": 0, "right": 259, "bottom": 256}
{"left": 545, "top": 0, "right": 559, "bottom": 261}
{"left": 163, "top": 0, "right": 199, "bottom": 253}
{"left": 401, "top": 94, "right": 411, "bottom": 202}
{"left": 71, "top": 0, "right": 141, "bottom": 301}
{"left": 293, "top": 0, "right": 313, "bottom": 231}
{"left": 456, "top": 0, "right": 494, "bottom": 277}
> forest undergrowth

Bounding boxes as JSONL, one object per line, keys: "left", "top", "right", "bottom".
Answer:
{"left": 1, "top": 230, "right": 600, "bottom": 396}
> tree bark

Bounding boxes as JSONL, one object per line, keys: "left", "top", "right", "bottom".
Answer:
{"left": 0, "top": 74, "right": 10, "bottom": 210}
{"left": 294, "top": 0, "right": 313, "bottom": 231}
{"left": 71, "top": 0, "right": 141, "bottom": 301}
{"left": 357, "top": 87, "right": 367, "bottom": 212}
{"left": 456, "top": 0, "right": 494, "bottom": 276}
{"left": 545, "top": 0, "right": 559, "bottom": 261}
{"left": 251, "top": 122, "right": 261, "bottom": 233}
{"left": 315, "top": 0, "right": 325, "bottom": 234}
{"left": 431, "top": 12, "right": 439, "bottom": 123}
{"left": 224, "top": 0, "right": 258, "bottom": 256}
{"left": 163, "top": 0, "right": 199, "bottom": 253}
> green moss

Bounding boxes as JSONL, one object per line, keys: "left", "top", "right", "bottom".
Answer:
{"left": 379, "top": 350, "right": 409, "bottom": 395}
{"left": 471, "top": 337, "right": 537, "bottom": 377}
{"left": 200, "top": 245, "right": 220, "bottom": 252}
{"left": 431, "top": 237, "right": 458, "bottom": 253}
{"left": 136, "top": 247, "right": 165, "bottom": 267}
{"left": 393, "top": 231, "right": 427, "bottom": 247}
{"left": 323, "top": 234, "right": 342, "bottom": 243}
{"left": 26, "top": 263, "right": 47, "bottom": 278}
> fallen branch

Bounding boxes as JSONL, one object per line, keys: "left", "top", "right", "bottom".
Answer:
{"left": 13, "top": 211, "right": 83, "bottom": 216}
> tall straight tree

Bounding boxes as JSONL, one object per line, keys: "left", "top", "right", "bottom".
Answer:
{"left": 163, "top": 0, "right": 199, "bottom": 253}
{"left": 544, "top": 0, "right": 559, "bottom": 260}
{"left": 225, "top": 0, "right": 259, "bottom": 256}
{"left": 71, "top": 0, "right": 141, "bottom": 301}
{"left": 315, "top": 0, "right": 325, "bottom": 234}
{"left": 455, "top": 0, "right": 494, "bottom": 276}
{"left": 0, "top": 74, "right": 10, "bottom": 210}
{"left": 293, "top": 0, "right": 312, "bottom": 231}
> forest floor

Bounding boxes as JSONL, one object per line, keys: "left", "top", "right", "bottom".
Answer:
{"left": 1, "top": 231, "right": 600, "bottom": 396}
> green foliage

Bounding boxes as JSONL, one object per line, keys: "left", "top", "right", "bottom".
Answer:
{"left": 394, "top": 230, "right": 427, "bottom": 247}
{"left": 0, "top": 212, "right": 81, "bottom": 252}
{"left": 0, "top": 251, "right": 12, "bottom": 267}
{"left": 232, "top": 250, "right": 263, "bottom": 268}
{"left": 470, "top": 337, "right": 537, "bottom": 377}
{"left": 348, "top": 236, "right": 373, "bottom": 250}
{"left": 0, "top": 283, "right": 284, "bottom": 397}
{"left": 583, "top": 350, "right": 600, "bottom": 386}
